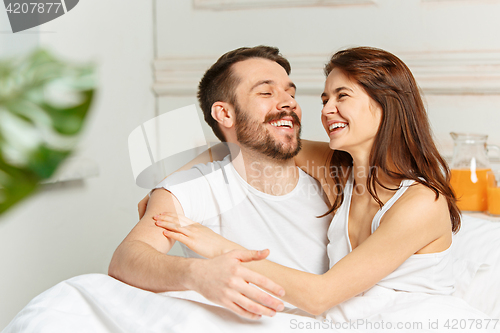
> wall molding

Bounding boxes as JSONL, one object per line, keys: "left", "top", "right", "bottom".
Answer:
{"left": 399, "top": 50, "right": 500, "bottom": 95}
{"left": 193, "top": 0, "right": 375, "bottom": 10}
{"left": 153, "top": 50, "right": 500, "bottom": 96}
{"left": 421, "top": 0, "right": 488, "bottom": 2}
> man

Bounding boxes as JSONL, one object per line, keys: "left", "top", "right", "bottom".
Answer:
{"left": 109, "top": 46, "right": 332, "bottom": 320}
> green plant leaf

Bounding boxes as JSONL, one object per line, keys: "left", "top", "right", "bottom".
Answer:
{"left": 0, "top": 49, "right": 95, "bottom": 215}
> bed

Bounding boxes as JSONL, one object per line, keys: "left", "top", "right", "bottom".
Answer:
{"left": 2, "top": 214, "right": 500, "bottom": 332}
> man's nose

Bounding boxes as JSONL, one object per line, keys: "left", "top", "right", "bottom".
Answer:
{"left": 278, "top": 91, "right": 297, "bottom": 110}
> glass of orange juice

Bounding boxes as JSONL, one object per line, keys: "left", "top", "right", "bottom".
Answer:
{"left": 487, "top": 169, "right": 500, "bottom": 216}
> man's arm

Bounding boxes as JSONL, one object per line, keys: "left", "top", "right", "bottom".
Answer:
{"left": 109, "top": 189, "right": 285, "bottom": 319}
{"left": 109, "top": 188, "right": 188, "bottom": 291}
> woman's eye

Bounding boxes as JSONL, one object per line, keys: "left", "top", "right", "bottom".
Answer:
{"left": 322, "top": 99, "right": 328, "bottom": 106}
{"left": 260, "top": 92, "right": 271, "bottom": 96}
{"left": 338, "top": 93, "right": 347, "bottom": 100}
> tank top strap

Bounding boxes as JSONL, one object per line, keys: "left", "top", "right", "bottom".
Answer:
{"left": 371, "top": 179, "right": 415, "bottom": 233}
{"left": 344, "top": 172, "right": 354, "bottom": 200}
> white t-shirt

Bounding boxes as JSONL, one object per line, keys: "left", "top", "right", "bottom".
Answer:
{"left": 155, "top": 155, "right": 331, "bottom": 275}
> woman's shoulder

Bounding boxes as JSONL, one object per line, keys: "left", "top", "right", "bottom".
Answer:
{"left": 394, "top": 181, "right": 448, "bottom": 211}
{"left": 403, "top": 181, "right": 447, "bottom": 204}
{"left": 387, "top": 181, "right": 451, "bottom": 231}
{"left": 378, "top": 180, "right": 452, "bottom": 253}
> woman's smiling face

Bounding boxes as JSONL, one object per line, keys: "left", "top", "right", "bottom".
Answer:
{"left": 321, "top": 67, "right": 383, "bottom": 155}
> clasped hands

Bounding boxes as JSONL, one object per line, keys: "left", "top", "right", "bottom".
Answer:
{"left": 153, "top": 212, "right": 286, "bottom": 320}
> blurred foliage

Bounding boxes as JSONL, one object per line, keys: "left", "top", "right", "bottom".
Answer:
{"left": 0, "top": 49, "right": 95, "bottom": 215}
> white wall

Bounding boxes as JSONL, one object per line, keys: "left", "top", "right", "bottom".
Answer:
{"left": 0, "top": 0, "right": 155, "bottom": 328}
{"left": 155, "top": 0, "right": 500, "bottom": 155}
{"left": 2, "top": 0, "right": 500, "bottom": 329}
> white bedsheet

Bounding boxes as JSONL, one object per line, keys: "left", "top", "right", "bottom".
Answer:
{"left": 2, "top": 274, "right": 341, "bottom": 333}
{"left": 3, "top": 215, "right": 500, "bottom": 332}
{"left": 451, "top": 215, "right": 500, "bottom": 319}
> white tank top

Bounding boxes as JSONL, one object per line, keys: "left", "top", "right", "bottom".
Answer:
{"left": 326, "top": 172, "right": 455, "bottom": 295}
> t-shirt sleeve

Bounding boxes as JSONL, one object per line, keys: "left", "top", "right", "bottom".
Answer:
{"left": 153, "top": 168, "right": 209, "bottom": 223}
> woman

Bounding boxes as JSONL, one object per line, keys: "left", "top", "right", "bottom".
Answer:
{"left": 153, "top": 47, "right": 490, "bottom": 326}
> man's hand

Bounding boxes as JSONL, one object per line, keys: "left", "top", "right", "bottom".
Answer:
{"left": 138, "top": 194, "right": 149, "bottom": 219}
{"left": 188, "top": 249, "right": 285, "bottom": 320}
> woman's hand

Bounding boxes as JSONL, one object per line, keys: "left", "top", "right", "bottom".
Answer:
{"left": 153, "top": 213, "right": 245, "bottom": 258}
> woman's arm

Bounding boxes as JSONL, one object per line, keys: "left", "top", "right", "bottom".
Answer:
{"left": 294, "top": 140, "right": 335, "bottom": 204}
{"left": 181, "top": 140, "right": 332, "bottom": 177}
{"left": 155, "top": 185, "right": 451, "bottom": 315}
{"left": 177, "top": 143, "right": 230, "bottom": 171}
{"left": 294, "top": 140, "right": 332, "bottom": 176}
{"left": 243, "top": 185, "right": 451, "bottom": 314}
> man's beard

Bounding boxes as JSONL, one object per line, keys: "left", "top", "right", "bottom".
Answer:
{"left": 234, "top": 103, "right": 302, "bottom": 161}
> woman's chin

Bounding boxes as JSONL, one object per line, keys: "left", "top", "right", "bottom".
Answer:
{"left": 329, "top": 141, "right": 343, "bottom": 151}
{"left": 328, "top": 137, "right": 342, "bottom": 148}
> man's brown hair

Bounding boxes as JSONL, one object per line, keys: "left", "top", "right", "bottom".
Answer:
{"left": 197, "top": 46, "right": 291, "bottom": 141}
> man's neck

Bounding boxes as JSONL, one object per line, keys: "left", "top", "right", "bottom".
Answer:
{"left": 229, "top": 145, "right": 299, "bottom": 196}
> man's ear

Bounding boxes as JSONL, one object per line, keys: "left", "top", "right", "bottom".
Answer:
{"left": 211, "top": 102, "right": 235, "bottom": 130}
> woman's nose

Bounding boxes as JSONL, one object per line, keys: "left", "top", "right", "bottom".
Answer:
{"left": 321, "top": 101, "right": 337, "bottom": 115}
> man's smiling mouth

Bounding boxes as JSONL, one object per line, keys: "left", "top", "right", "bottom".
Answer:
{"left": 270, "top": 119, "right": 293, "bottom": 129}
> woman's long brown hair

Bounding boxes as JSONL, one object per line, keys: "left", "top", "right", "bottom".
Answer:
{"left": 324, "top": 47, "right": 461, "bottom": 233}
